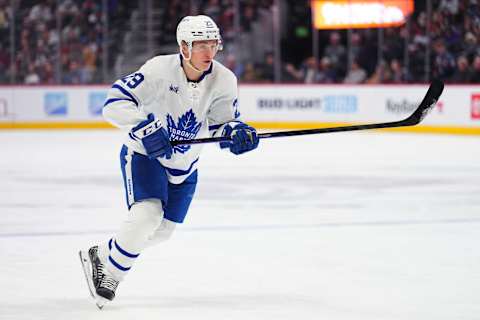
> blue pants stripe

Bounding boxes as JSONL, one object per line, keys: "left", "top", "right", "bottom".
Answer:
{"left": 120, "top": 145, "right": 198, "bottom": 223}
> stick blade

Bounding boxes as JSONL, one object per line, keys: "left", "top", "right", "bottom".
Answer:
{"left": 405, "top": 79, "right": 444, "bottom": 125}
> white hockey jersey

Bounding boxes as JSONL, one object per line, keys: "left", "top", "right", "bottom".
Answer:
{"left": 103, "top": 54, "right": 240, "bottom": 184}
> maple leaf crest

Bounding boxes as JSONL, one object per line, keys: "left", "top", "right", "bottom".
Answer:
{"left": 166, "top": 109, "right": 202, "bottom": 154}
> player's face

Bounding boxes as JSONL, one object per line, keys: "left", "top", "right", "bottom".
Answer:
{"left": 190, "top": 40, "right": 219, "bottom": 71}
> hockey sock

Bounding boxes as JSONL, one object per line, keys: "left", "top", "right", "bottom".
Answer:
{"left": 146, "top": 218, "right": 178, "bottom": 248}
{"left": 106, "top": 199, "right": 164, "bottom": 280}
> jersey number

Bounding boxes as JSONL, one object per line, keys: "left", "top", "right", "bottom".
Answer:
{"left": 121, "top": 73, "right": 144, "bottom": 89}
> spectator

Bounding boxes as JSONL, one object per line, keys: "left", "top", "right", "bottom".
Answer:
{"left": 350, "top": 32, "right": 373, "bottom": 73}
{"left": 0, "top": 43, "right": 8, "bottom": 69}
{"left": 0, "top": 43, "right": 9, "bottom": 82}
{"left": 224, "top": 53, "right": 244, "bottom": 79}
{"left": 470, "top": 55, "right": 480, "bottom": 83}
{"left": 202, "top": 0, "right": 221, "bottom": 23}
{"left": 0, "top": 0, "right": 11, "bottom": 44}
{"left": 218, "top": 1, "right": 235, "bottom": 42}
{"left": 366, "top": 63, "right": 383, "bottom": 84}
{"left": 240, "top": 4, "right": 256, "bottom": 32}
{"left": 257, "top": 51, "right": 274, "bottom": 82}
{"left": 343, "top": 60, "right": 367, "bottom": 84}
{"left": 316, "top": 57, "right": 337, "bottom": 83}
{"left": 383, "top": 27, "right": 403, "bottom": 62}
{"left": 439, "top": 0, "right": 459, "bottom": 15}
{"left": 38, "top": 61, "right": 55, "bottom": 84}
{"left": 24, "top": 63, "right": 40, "bottom": 84}
{"left": 62, "top": 60, "right": 82, "bottom": 84}
{"left": 451, "top": 56, "right": 472, "bottom": 83}
{"left": 29, "top": 2, "right": 53, "bottom": 23}
{"left": 241, "top": 62, "right": 261, "bottom": 83}
{"left": 324, "top": 32, "right": 346, "bottom": 76}
{"left": 161, "top": 0, "right": 188, "bottom": 43}
{"left": 407, "top": 43, "right": 426, "bottom": 81}
{"left": 462, "top": 32, "right": 479, "bottom": 61}
{"left": 432, "top": 39, "right": 456, "bottom": 80}
{"left": 284, "top": 56, "right": 319, "bottom": 83}
{"left": 390, "top": 59, "right": 408, "bottom": 83}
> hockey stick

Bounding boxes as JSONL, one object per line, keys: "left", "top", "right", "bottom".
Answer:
{"left": 171, "top": 79, "right": 444, "bottom": 147}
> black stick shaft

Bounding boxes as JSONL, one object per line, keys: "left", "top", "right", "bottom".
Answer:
{"left": 171, "top": 120, "right": 405, "bottom": 146}
{"left": 171, "top": 80, "right": 444, "bottom": 147}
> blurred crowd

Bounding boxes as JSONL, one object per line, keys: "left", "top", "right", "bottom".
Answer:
{"left": 0, "top": 0, "right": 131, "bottom": 84}
{"left": 231, "top": 0, "right": 480, "bottom": 84}
{"left": 0, "top": 0, "right": 12, "bottom": 82}
{"left": 160, "top": 0, "right": 273, "bottom": 45}
{"left": 0, "top": 0, "right": 479, "bottom": 84}
{"left": 160, "top": 0, "right": 274, "bottom": 82}
{"left": 1, "top": 0, "right": 101, "bottom": 84}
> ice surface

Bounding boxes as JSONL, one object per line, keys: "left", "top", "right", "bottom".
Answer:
{"left": 1, "top": 130, "right": 479, "bottom": 320}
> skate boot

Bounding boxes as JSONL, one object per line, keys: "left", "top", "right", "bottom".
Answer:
{"left": 79, "top": 246, "right": 119, "bottom": 309}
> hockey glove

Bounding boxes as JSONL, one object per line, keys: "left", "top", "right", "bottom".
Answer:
{"left": 131, "top": 113, "right": 173, "bottom": 160}
{"left": 219, "top": 121, "right": 259, "bottom": 155}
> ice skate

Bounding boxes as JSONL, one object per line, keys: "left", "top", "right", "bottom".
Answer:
{"left": 79, "top": 246, "right": 119, "bottom": 309}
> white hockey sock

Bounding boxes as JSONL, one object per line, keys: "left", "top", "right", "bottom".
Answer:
{"left": 146, "top": 218, "right": 178, "bottom": 248}
{"left": 97, "top": 241, "right": 110, "bottom": 262}
{"left": 106, "top": 199, "right": 164, "bottom": 281}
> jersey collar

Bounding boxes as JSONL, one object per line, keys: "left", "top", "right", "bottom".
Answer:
{"left": 179, "top": 54, "right": 213, "bottom": 83}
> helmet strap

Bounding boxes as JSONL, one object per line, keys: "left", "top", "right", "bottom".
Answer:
{"left": 180, "top": 43, "right": 204, "bottom": 74}
{"left": 186, "top": 59, "right": 204, "bottom": 74}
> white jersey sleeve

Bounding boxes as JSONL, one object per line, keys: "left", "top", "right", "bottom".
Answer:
{"left": 206, "top": 68, "right": 241, "bottom": 136}
{"left": 102, "top": 60, "right": 159, "bottom": 131}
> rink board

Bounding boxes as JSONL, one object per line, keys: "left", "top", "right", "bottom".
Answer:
{"left": 0, "top": 84, "right": 479, "bottom": 134}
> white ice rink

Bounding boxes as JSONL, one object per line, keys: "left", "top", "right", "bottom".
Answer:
{"left": 1, "top": 129, "right": 479, "bottom": 320}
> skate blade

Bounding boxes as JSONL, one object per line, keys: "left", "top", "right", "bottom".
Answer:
{"left": 95, "top": 296, "right": 109, "bottom": 309}
{"left": 79, "top": 250, "right": 96, "bottom": 299}
{"left": 79, "top": 250, "right": 111, "bottom": 310}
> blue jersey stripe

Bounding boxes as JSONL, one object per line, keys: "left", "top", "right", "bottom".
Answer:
{"left": 108, "top": 255, "right": 131, "bottom": 271}
{"left": 209, "top": 121, "right": 242, "bottom": 133}
{"left": 114, "top": 240, "right": 140, "bottom": 258}
{"left": 164, "top": 158, "right": 199, "bottom": 176}
{"left": 111, "top": 84, "right": 139, "bottom": 107}
{"left": 208, "top": 124, "right": 223, "bottom": 131}
{"left": 104, "top": 98, "right": 132, "bottom": 107}
{"left": 128, "top": 132, "right": 140, "bottom": 142}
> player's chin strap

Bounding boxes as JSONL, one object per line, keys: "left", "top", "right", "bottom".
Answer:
{"left": 181, "top": 49, "right": 204, "bottom": 74}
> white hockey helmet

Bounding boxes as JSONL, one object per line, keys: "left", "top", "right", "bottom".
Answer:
{"left": 176, "top": 15, "right": 223, "bottom": 50}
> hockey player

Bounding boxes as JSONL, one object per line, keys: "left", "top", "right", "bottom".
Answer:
{"left": 79, "top": 15, "right": 259, "bottom": 309}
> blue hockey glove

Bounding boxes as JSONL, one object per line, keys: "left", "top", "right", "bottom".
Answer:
{"left": 131, "top": 114, "right": 173, "bottom": 160}
{"left": 219, "top": 122, "right": 259, "bottom": 155}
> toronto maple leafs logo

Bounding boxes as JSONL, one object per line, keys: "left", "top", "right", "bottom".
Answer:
{"left": 166, "top": 109, "right": 202, "bottom": 154}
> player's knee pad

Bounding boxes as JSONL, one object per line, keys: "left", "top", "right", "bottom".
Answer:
{"left": 147, "top": 218, "right": 178, "bottom": 247}
{"left": 106, "top": 199, "right": 165, "bottom": 279}
{"left": 124, "top": 198, "right": 164, "bottom": 237}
